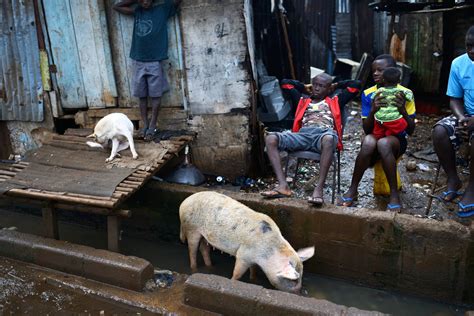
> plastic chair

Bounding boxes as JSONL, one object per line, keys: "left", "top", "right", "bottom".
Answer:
{"left": 284, "top": 150, "right": 340, "bottom": 204}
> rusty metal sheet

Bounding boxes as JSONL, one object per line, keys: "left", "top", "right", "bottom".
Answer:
{"left": 0, "top": 0, "right": 44, "bottom": 122}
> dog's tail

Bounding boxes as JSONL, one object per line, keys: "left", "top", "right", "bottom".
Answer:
{"left": 86, "top": 141, "right": 104, "bottom": 149}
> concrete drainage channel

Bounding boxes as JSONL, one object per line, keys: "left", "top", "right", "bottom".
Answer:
{"left": 0, "top": 229, "right": 382, "bottom": 315}
{"left": 1, "top": 181, "right": 474, "bottom": 314}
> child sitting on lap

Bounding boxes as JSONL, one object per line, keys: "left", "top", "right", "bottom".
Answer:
{"left": 372, "top": 67, "right": 414, "bottom": 139}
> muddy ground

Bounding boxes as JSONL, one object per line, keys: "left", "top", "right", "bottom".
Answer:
{"left": 257, "top": 102, "right": 472, "bottom": 226}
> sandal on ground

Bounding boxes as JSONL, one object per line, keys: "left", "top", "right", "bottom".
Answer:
{"left": 138, "top": 127, "right": 148, "bottom": 139}
{"left": 336, "top": 195, "right": 358, "bottom": 207}
{"left": 434, "top": 190, "right": 463, "bottom": 203}
{"left": 308, "top": 196, "right": 323, "bottom": 207}
{"left": 144, "top": 128, "right": 157, "bottom": 142}
{"left": 386, "top": 203, "right": 401, "bottom": 213}
{"left": 261, "top": 189, "right": 292, "bottom": 199}
{"left": 457, "top": 202, "right": 474, "bottom": 218}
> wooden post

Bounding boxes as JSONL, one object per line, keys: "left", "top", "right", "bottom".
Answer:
{"left": 42, "top": 205, "right": 59, "bottom": 239}
{"left": 107, "top": 216, "right": 121, "bottom": 252}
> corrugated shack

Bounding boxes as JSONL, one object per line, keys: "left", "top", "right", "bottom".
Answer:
{"left": 0, "top": 0, "right": 257, "bottom": 178}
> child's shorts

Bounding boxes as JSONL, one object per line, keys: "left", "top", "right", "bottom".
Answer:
{"left": 274, "top": 127, "right": 338, "bottom": 153}
{"left": 132, "top": 60, "right": 170, "bottom": 98}
{"left": 373, "top": 118, "right": 408, "bottom": 139}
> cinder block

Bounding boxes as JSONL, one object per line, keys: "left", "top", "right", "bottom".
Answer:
{"left": 34, "top": 242, "right": 86, "bottom": 276}
{"left": 0, "top": 230, "right": 36, "bottom": 262}
{"left": 184, "top": 274, "right": 386, "bottom": 316}
{"left": 0, "top": 230, "right": 153, "bottom": 291}
{"left": 82, "top": 249, "right": 153, "bottom": 291}
{"left": 184, "top": 273, "right": 261, "bottom": 316}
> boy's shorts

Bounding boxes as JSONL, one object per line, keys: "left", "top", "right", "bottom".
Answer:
{"left": 274, "top": 127, "right": 338, "bottom": 153}
{"left": 434, "top": 114, "right": 473, "bottom": 151}
{"left": 132, "top": 60, "right": 170, "bottom": 98}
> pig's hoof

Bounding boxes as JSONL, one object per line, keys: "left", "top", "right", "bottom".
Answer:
{"left": 133, "top": 154, "right": 138, "bottom": 160}
{"left": 105, "top": 157, "right": 114, "bottom": 163}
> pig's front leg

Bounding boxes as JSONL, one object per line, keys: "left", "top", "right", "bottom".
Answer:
{"left": 232, "top": 257, "right": 251, "bottom": 280}
{"left": 199, "top": 239, "right": 212, "bottom": 267}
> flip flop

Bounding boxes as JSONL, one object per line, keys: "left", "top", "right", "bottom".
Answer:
{"left": 336, "top": 196, "right": 358, "bottom": 207}
{"left": 434, "top": 190, "right": 463, "bottom": 203}
{"left": 308, "top": 196, "right": 323, "bottom": 206}
{"left": 457, "top": 202, "right": 474, "bottom": 218}
{"left": 386, "top": 203, "right": 401, "bottom": 212}
{"left": 144, "top": 128, "right": 157, "bottom": 142}
{"left": 261, "top": 189, "right": 292, "bottom": 199}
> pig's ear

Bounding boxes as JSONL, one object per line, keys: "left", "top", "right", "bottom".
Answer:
{"left": 276, "top": 264, "right": 300, "bottom": 280}
{"left": 297, "top": 246, "right": 315, "bottom": 262}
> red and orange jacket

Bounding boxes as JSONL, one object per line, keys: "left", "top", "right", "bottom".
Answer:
{"left": 292, "top": 96, "right": 344, "bottom": 151}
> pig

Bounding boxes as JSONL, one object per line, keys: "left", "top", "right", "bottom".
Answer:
{"left": 179, "top": 191, "right": 315, "bottom": 293}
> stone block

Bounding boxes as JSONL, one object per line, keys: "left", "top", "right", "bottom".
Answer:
{"left": 34, "top": 242, "right": 85, "bottom": 276}
{"left": 0, "top": 230, "right": 37, "bottom": 263}
{"left": 184, "top": 273, "right": 261, "bottom": 315}
{"left": 82, "top": 249, "right": 154, "bottom": 291}
{"left": 184, "top": 274, "right": 386, "bottom": 315}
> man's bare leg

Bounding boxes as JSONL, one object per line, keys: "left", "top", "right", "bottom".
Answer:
{"left": 312, "top": 135, "right": 335, "bottom": 202}
{"left": 139, "top": 97, "right": 149, "bottom": 138}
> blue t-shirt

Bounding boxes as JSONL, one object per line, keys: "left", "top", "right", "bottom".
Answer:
{"left": 130, "top": 0, "right": 177, "bottom": 62}
{"left": 447, "top": 53, "right": 474, "bottom": 114}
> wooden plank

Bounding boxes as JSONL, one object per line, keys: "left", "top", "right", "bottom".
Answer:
{"left": 7, "top": 189, "right": 115, "bottom": 208}
{"left": 107, "top": 216, "right": 120, "bottom": 252}
{"left": 42, "top": 0, "right": 87, "bottom": 109}
{"left": 42, "top": 206, "right": 59, "bottom": 239}
{"left": 69, "top": 0, "right": 117, "bottom": 109}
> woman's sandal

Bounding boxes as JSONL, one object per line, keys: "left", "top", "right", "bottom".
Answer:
{"left": 308, "top": 196, "right": 323, "bottom": 206}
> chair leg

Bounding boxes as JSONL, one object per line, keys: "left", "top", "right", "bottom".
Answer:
{"left": 293, "top": 158, "right": 300, "bottom": 189}
{"left": 337, "top": 151, "right": 341, "bottom": 194}
{"left": 331, "top": 158, "right": 336, "bottom": 204}
{"left": 426, "top": 162, "right": 441, "bottom": 216}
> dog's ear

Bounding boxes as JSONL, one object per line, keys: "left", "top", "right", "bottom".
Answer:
{"left": 86, "top": 133, "right": 96, "bottom": 139}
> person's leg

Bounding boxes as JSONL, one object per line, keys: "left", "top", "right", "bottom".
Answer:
{"left": 139, "top": 97, "right": 149, "bottom": 137}
{"left": 432, "top": 124, "right": 461, "bottom": 198}
{"left": 312, "top": 134, "right": 336, "bottom": 202}
{"left": 148, "top": 97, "right": 161, "bottom": 132}
{"left": 263, "top": 134, "right": 291, "bottom": 196}
{"left": 342, "top": 134, "right": 378, "bottom": 201}
{"left": 376, "top": 136, "right": 401, "bottom": 207}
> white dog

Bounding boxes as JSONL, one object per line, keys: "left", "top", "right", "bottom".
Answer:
{"left": 86, "top": 113, "right": 138, "bottom": 162}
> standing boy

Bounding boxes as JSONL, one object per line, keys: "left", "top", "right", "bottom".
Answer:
{"left": 114, "top": 0, "right": 182, "bottom": 141}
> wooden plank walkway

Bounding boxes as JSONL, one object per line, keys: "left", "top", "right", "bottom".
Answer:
{"left": 0, "top": 133, "right": 193, "bottom": 209}
{"left": 0, "top": 130, "right": 194, "bottom": 251}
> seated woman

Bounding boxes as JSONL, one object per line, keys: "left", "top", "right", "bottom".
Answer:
{"left": 339, "top": 54, "right": 416, "bottom": 212}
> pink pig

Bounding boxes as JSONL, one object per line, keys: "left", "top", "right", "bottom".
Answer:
{"left": 179, "top": 191, "right": 314, "bottom": 293}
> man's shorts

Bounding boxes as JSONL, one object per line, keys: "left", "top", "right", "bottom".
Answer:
{"left": 132, "top": 60, "right": 170, "bottom": 98}
{"left": 434, "top": 114, "right": 473, "bottom": 151}
{"left": 275, "top": 127, "right": 338, "bottom": 153}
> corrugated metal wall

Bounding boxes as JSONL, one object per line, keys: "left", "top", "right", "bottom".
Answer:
{"left": 0, "top": 0, "right": 43, "bottom": 122}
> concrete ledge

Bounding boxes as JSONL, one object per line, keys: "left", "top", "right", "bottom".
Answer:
{"left": 134, "top": 182, "right": 474, "bottom": 305}
{"left": 0, "top": 230, "right": 153, "bottom": 291}
{"left": 184, "top": 274, "right": 386, "bottom": 316}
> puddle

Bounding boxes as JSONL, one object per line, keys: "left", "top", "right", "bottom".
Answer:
{"left": 0, "top": 207, "right": 470, "bottom": 316}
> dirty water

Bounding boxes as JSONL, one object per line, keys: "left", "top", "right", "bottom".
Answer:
{"left": 0, "top": 208, "right": 469, "bottom": 316}
{"left": 260, "top": 107, "right": 472, "bottom": 225}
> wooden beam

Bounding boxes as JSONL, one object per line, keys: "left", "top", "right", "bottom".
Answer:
{"left": 107, "top": 216, "right": 121, "bottom": 252}
{"left": 42, "top": 205, "right": 59, "bottom": 239}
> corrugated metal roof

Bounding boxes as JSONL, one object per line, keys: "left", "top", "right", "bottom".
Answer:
{"left": 0, "top": 0, "right": 43, "bottom": 122}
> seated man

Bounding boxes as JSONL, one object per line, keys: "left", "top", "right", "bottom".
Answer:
{"left": 261, "top": 74, "right": 360, "bottom": 206}
{"left": 432, "top": 25, "right": 474, "bottom": 217}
